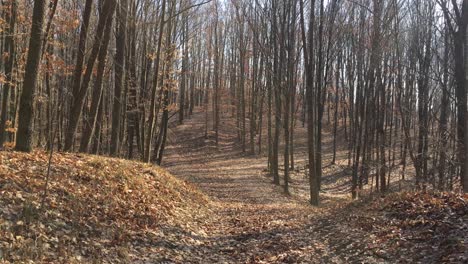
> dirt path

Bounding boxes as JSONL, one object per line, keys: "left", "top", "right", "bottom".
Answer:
{"left": 161, "top": 110, "right": 384, "bottom": 263}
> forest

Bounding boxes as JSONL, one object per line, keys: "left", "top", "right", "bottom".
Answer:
{"left": 0, "top": 0, "right": 467, "bottom": 263}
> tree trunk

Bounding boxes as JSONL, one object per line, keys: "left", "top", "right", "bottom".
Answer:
{"left": 110, "top": 0, "right": 128, "bottom": 156}
{"left": 16, "top": 0, "right": 47, "bottom": 152}
{"left": 64, "top": 0, "right": 115, "bottom": 152}
{"left": 79, "top": 9, "right": 114, "bottom": 153}
{"left": 0, "top": 0, "right": 17, "bottom": 147}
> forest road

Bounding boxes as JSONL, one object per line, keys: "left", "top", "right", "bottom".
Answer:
{"left": 162, "top": 109, "right": 384, "bottom": 264}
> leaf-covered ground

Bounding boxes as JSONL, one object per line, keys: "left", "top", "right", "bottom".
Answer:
{"left": 1, "top": 110, "right": 467, "bottom": 263}
{"left": 0, "top": 150, "right": 210, "bottom": 263}
{"left": 162, "top": 110, "right": 468, "bottom": 263}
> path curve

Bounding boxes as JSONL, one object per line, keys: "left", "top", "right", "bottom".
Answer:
{"left": 162, "top": 110, "right": 384, "bottom": 264}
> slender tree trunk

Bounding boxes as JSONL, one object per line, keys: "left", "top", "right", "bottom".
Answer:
{"left": 0, "top": 0, "right": 16, "bottom": 147}
{"left": 110, "top": 0, "right": 128, "bottom": 156}
{"left": 145, "top": 0, "right": 167, "bottom": 163}
{"left": 79, "top": 9, "right": 114, "bottom": 153}
{"left": 64, "top": 0, "right": 115, "bottom": 152}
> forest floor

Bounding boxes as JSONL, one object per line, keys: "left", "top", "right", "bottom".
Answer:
{"left": 161, "top": 109, "right": 468, "bottom": 263}
{"left": 0, "top": 109, "right": 466, "bottom": 263}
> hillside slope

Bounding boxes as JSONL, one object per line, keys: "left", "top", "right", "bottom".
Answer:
{"left": 0, "top": 150, "right": 210, "bottom": 263}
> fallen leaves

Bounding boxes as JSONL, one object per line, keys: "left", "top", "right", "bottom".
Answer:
{"left": 0, "top": 150, "right": 211, "bottom": 263}
{"left": 350, "top": 192, "right": 468, "bottom": 263}
{"left": 2, "top": 110, "right": 468, "bottom": 263}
